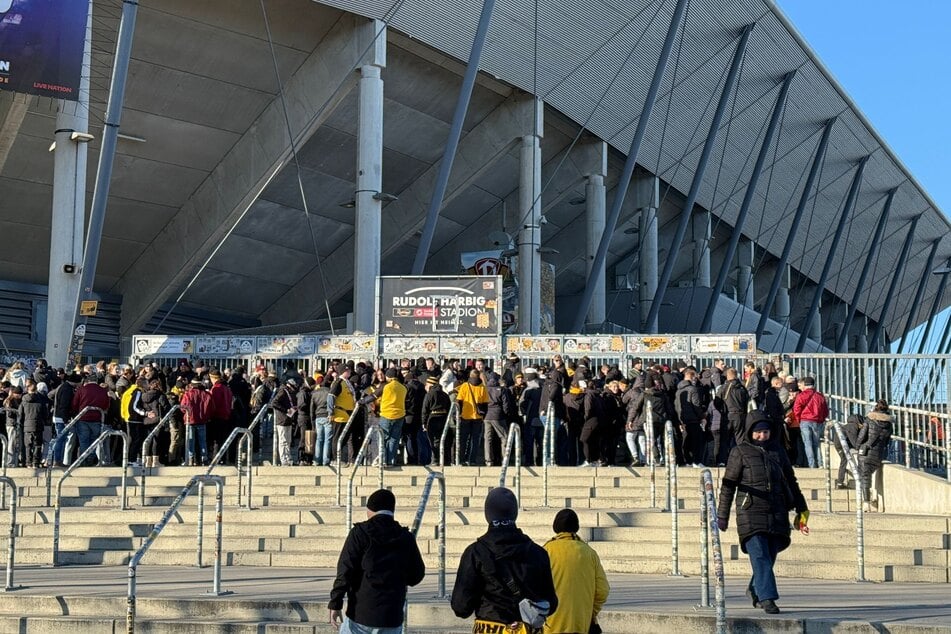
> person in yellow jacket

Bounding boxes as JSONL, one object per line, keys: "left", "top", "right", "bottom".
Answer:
{"left": 376, "top": 368, "right": 407, "bottom": 466}
{"left": 455, "top": 369, "right": 488, "bottom": 466}
{"left": 543, "top": 509, "right": 609, "bottom": 634}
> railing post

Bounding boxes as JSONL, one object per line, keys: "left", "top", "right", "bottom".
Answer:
{"left": 825, "top": 424, "right": 833, "bottom": 513}
{"left": 197, "top": 481, "right": 205, "bottom": 568}
{"left": 0, "top": 438, "right": 7, "bottom": 511}
{"left": 700, "top": 469, "right": 726, "bottom": 634}
{"left": 409, "top": 471, "right": 447, "bottom": 599}
{"left": 945, "top": 419, "right": 950, "bottom": 483}
{"left": 346, "top": 431, "right": 379, "bottom": 531}
{"left": 647, "top": 400, "right": 656, "bottom": 508}
{"left": 140, "top": 406, "right": 180, "bottom": 507}
{"left": 499, "top": 424, "right": 522, "bottom": 505}
{"left": 543, "top": 401, "right": 554, "bottom": 507}
{"left": 336, "top": 404, "right": 363, "bottom": 507}
{"left": 698, "top": 477, "right": 709, "bottom": 608}
{"left": 832, "top": 419, "right": 865, "bottom": 582}
{"left": 663, "top": 421, "right": 673, "bottom": 513}
{"left": 212, "top": 480, "right": 224, "bottom": 595}
{"left": 666, "top": 421, "right": 681, "bottom": 576}
{"left": 439, "top": 402, "right": 457, "bottom": 467}
{"left": 45, "top": 405, "right": 104, "bottom": 507}
{"left": 0, "top": 476, "right": 18, "bottom": 592}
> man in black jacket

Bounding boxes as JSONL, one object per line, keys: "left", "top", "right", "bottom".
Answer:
{"left": 329, "top": 489, "right": 425, "bottom": 632}
{"left": 674, "top": 368, "right": 706, "bottom": 466}
{"left": 452, "top": 488, "right": 558, "bottom": 633}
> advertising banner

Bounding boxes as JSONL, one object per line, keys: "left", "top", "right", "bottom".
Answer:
{"left": 563, "top": 336, "right": 625, "bottom": 355}
{"left": 133, "top": 336, "right": 195, "bottom": 357}
{"left": 691, "top": 335, "right": 756, "bottom": 354}
{"left": 505, "top": 335, "right": 563, "bottom": 355}
{"left": 440, "top": 336, "right": 501, "bottom": 356}
{"left": 255, "top": 336, "right": 316, "bottom": 357}
{"left": 316, "top": 335, "right": 377, "bottom": 357}
{"left": 0, "top": 0, "right": 88, "bottom": 100}
{"left": 196, "top": 336, "right": 255, "bottom": 356}
{"left": 378, "top": 276, "right": 501, "bottom": 335}
{"left": 626, "top": 335, "right": 690, "bottom": 354}
{"left": 381, "top": 336, "right": 439, "bottom": 356}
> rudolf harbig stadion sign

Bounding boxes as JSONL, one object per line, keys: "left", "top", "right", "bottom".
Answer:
{"left": 377, "top": 276, "right": 502, "bottom": 336}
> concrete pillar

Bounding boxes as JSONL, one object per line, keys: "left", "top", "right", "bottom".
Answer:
{"left": 854, "top": 316, "right": 869, "bottom": 353}
{"left": 736, "top": 238, "right": 754, "bottom": 309}
{"left": 809, "top": 296, "right": 822, "bottom": 343}
{"left": 692, "top": 209, "right": 711, "bottom": 287}
{"left": 46, "top": 2, "right": 92, "bottom": 367}
{"left": 773, "top": 266, "right": 791, "bottom": 325}
{"left": 636, "top": 175, "right": 660, "bottom": 331}
{"left": 517, "top": 98, "right": 543, "bottom": 334}
{"left": 352, "top": 20, "right": 386, "bottom": 335}
{"left": 582, "top": 141, "right": 609, "bottom": 328}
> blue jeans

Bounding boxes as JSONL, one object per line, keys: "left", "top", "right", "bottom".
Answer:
{"left": 186, "top": 424, "right": 208, "bottom": 465}
{"left": 51, "top": 417, "right": 68, "bottom": 464}
{"left": 76, "top": 421, "right": 101, "bottom": 465}
{"left": 314, "top": 418, "right": 332, "bottom": 465}
{"left": 379, "top": 417, "right": 404, "bottom": 465}
{"left": 745, "top": 533, "right": 780, "bottom": 602}
{"left": 800, "top": 421, "right": 824, "bottom": 467}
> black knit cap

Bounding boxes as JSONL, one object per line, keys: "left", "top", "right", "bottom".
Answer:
{"left": 484, "top": 487, "right": 518, "bottom": 524}
{"left": 552, "top": 508, "right": 579, "bottom": 534}
{"left": 366, "top": 488, "right": 395, "bottom": 513}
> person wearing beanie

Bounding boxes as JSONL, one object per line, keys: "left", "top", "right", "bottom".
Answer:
{"left": 452, "top": 488, "right": 558, "bottom": 632}
{"left": 421, "top": 375, "right": 452, "bottom": 465}
{"left": 329, "top": 488, "right": 425, "bottom": 632}
{"left": 455, "top": 369, "right": 489, "bottom": 466}
{"left": 543, "top": 509, "right": 609, "bottom": 634}
{"left": 717, "top": 407, "right": 808, "bottom": 615}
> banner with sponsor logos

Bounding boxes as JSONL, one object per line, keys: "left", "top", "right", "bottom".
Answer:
{"left": 381, "top": 336, "right": 439, "bottom": 356}
{"left": 0, "top": 0, "right": 88, "bottom": 100}
{"left": 133, "top": 336, "right": 195, "bottom": 357}
{"left": 505, "top": 335, "right": 563, "bottom": 355}
{"left": 440, "top": 335, "right": 501, "bottom": 356}
{"left": 196, "top": 336, "right": 255, "bottom": 356}
{"left": 378, "top": 276, "right": 501, "bottom": 336}
{"left": 691, "top": 335, "right": 756, "bottom": 354}
{"left": 256, "top": 336, "right": 316, "bottom": 357}
{"left": 563, "top": 336, "right": 625, "bottom": 356}
{"left": 626, "top": 335, "right": 691, "bottom": 354}
{"left": 316, "top": 335, "right": 377, "bottom": 357}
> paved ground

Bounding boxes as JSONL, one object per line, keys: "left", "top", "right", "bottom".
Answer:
{"left": 11, "top": 565, "right": 951, "bottom": 628}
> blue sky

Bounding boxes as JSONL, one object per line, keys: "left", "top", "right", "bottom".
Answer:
{"left": 776, "top": 0, "right": 950, "bottom": 215}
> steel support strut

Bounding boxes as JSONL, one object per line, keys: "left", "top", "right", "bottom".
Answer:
{"left": 836, "top": 188, "right": 896, "bottom": 351}
{"left": 869, "top": 216, "right": 919, "bottom": 350}
{"left": 897, "top": 239, "right": 940, "bottom": 352}
{"left": 571, "top": 0, "right": 690, "bottom": 332}
{"left": 755, "top": 118, "right": 836, "bottom": 340}
{"left": 412, "top": 0, "right": 497, "bottom": 275}
{"left": 795, "top": 155, "right": 870, "bottom": 352}
{"left": 915, "top": 267, "right": 951, "bottom": 354}
{"left": 700, "top": 70, "right": 796, "bottom": 333}
{"left": 645, "top": 24, "right": 754, "bottom": 333}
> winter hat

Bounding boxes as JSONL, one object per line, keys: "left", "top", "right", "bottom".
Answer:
{"left": 552, "top": 508, "right": 579, "bottom": 534}
{"left": 484, "top": 487, "right": 518, "bottom": 525}
{"left": 36, "top": 382, "right": 48, "bottom": 395}
{"left": 425, "top": 376, "right": 439, "bottom": 386}
{"left": 523, "top": 367, "right": 538, "bottom": 377}
{"left": 366, "top": 489, "right": 396, "bottom": 514}
{"left": 751, "top": 420, "right": 771, "bottom": 433}
{"left": 385, "top": 368, "right": 398, "bottom": 379}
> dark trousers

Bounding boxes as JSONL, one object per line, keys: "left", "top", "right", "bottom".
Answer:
{"left": 580, "top": 419, "right": 601, "bottom": 463}
{"left": 682, "top": 421, "right": 705, "bottom": 465}
{"left": 786, "top": 427, "right": 802, "bottom": 467}
{"left": 458, "top": 418, "right": 483, "bottom": 465}
{"left": 402, "top": 415, "right": 422, "bottom": 465}
{"left": 729, "top": 414, "right": 747, "bottom": 445}
{"left": 557, "top": 423, "right": 580, "bottom": 466}
{"left": 25, "top": 430, "right": 43, "bottom": 466}
{"left": 127, "top": 422, "right": 145, "bottom": 463}
{"left": 427, "top": 415, "right": 451, "bottom": 464}
{"left": 484, "top": 418, "right": 508, "bottom": 466}
{"left": 524, "top": 422, "right": 543, "bottom": 466}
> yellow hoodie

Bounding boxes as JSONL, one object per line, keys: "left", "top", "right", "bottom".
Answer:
{"left": 378, "top": 378, "right": 407, "bottom": 420}
{"left": 543, "top": 533, "right": 609, "bottom": 634}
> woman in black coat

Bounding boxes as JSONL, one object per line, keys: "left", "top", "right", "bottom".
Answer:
{"left": 858, "top": 399, "right": 893, "bottom": 508}
{"left": 717, "top": 411, "right": 808, "bottom": 614}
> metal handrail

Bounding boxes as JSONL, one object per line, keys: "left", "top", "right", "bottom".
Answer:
{"left": 498, "top": 423, "right": 522, "bottom": 505}
{"left": 824, "top": 424, "right": 834, "bottom": 513}
{"left": 127, "top": 474, "right": 226, "bottom": 633}
{"left": 52, "top": 429, "right": 130, "bottom": 566}
{"left": 665, "top": 420, "right": 680, "bottom": 576}
{"left": 346, "top": 426, "right": 385, "bottom": 529}
{"left": 832, "top": 419, "right": 865, "bottom": 582}
{"left": 0, "top": 437, "right": 7, "bottom": 511}
{"left": 138, "top": 405, "right": 181, "bottom": 507}
{"left": 45, "top": 406, "right": 107, "bottom": 506}
{"left": 542, "top": 401, "right": 554, "bottom": 507}
{"left": 409, "top": 471, "right": 447, "bottom": 598}
{"left": 335, "top": 404, "right": 364, "bottom": 506}
{"left": 0, "top": 476, "right": 18, "bottom": 591}
{"left": 438, "top": 401, "right": 458, "bottom": 467}
{"left": 205, "top": 426, "right": 254, "bottom": 509}
{"left": 699, "top": 469, "right": 726, "bottom": 633}
{"left": 246, "top": 391, "right": 277, "bottom": 465}
{"left": 646, "top": 400, "right": 657, "bottom": 508}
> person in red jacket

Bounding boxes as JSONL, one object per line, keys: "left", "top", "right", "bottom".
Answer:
{"left": 180, "top": 379, "right": 212, "bottom": 466}
{"left": 208, "top": 370, "right": 234, "bottom": 464}
{"left": 70, "top": 374, "right": 110, "bottom": 466}
{"left": 792, "top": 377, "right": 829, "bottom": 468}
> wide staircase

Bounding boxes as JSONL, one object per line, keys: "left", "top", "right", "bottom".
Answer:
{"left": 0, "top": 463, "right": 948, "bottom": 632}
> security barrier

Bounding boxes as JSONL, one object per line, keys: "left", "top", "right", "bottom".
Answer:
{"left": 205, "top": 427, "right": 254, "bottom": 509}
{"left": 0, "top": 438, "right": 6, "bottom": 511}
{"left": 831, "top": 419, "right": 866, "bottom": 582}
{"left": 438, "top": 402, "right": 458, "bottom": 467}
{"left": 665, "top": 420, "right": 680, "bottom": 576}
{"left": 345, "top": 427, "right": 386, "bottom": 530}
{"left": 698, "top": 469, "right": 726, "bottom": 634}
{"left": 498, "top": 423, "right": 522, "bottom": 505}
{"left": 542, "top": 401, "right": 554, "bottom": 506}
{"left": 45, "top": 405, "right": 107, "bottom": 506}
{"left": 0, "top": 476, "right": 18, "bottom": 592}
{"left": 646, "top": 400, "right": 657, "bottom": 508}
{"left": 335, "top": 404, "right": 365, "bottom": 506}
{"left": 409, "top": 471, "right": 447, "bottom": 598}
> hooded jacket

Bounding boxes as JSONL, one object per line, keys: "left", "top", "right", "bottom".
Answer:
{"left": 456, "top": 376, "right": 488, "bottom": 421}
{"left": 328, "top": 514, "right": 425, "bottom": 628}
{"left": 452, "top": 525, "right": 559, "bottom": 625}
{"left": 543, "top": 533, "right": 609, "bottom": 634}
{"left": 858, "top": 411, "right": 893, "bottom": 463}
{"left": 485, "top": 375, "right": 515, "bottom": 423}
{"left": 717, "top": 416, "right": 807, "bottom": 553}
{"left": 674, "top": 379, "right": 705, "bottom": 423}
{"left": 19, "top": 391, "right": 50, "bottom": 434}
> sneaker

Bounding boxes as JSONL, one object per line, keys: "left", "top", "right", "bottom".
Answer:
{"left": 760, "top": 599, "right": 780, "bottom": 614}
{"left": 834, "top": 481, "right": 850, "bottom": 490}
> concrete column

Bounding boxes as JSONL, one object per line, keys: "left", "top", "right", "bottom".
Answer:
{"left": 809, "top": 296, "right": 822, "bottom": 343}
{"left": 773, "top": 266, "right": 791, "bottom": 325}
{"left": 46, "top": 2, "right": 92, "bottom": 367}
{"left": 692, "top": 209, "right": 711, "bottom": 287}
{"left": 854, "top": 316, "right": 868, "bottom": 353}
{"left": 736, "top": 238, "right": 754, "bottom": 308}
{"left": 585, "top": 174, "right": 607, "bottom": 327}
{"left": 517, "top": 98, "right": 543, "bottom": 334}
{"left": 352, "top": 20, "right": 386, "bottom": 335}
{"left": 636, "top": 175, "right": 660, "bottom": 331}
